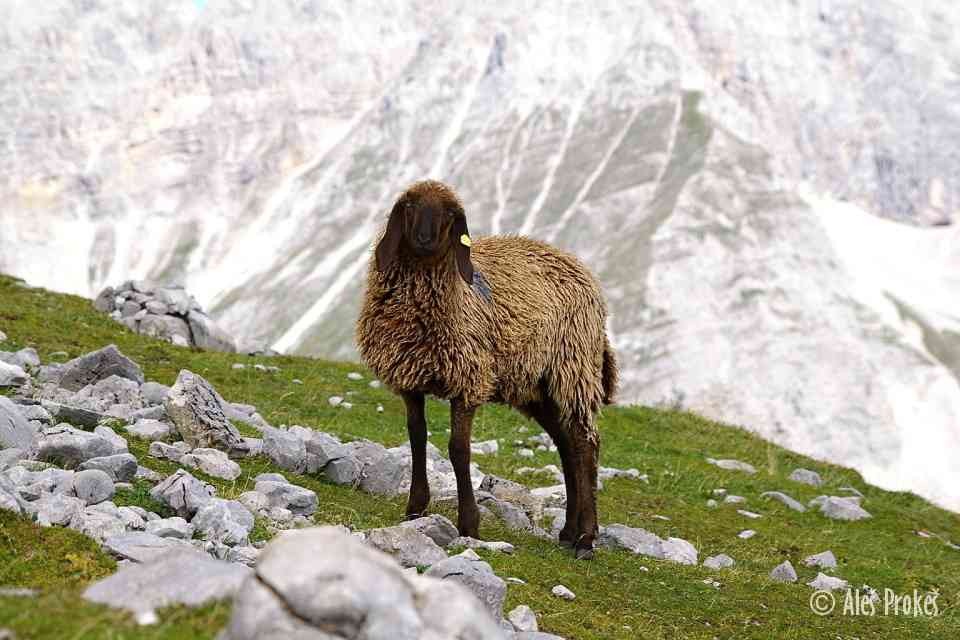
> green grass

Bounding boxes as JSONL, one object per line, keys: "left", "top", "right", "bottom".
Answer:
{"left": 1, "top": 273, "right": 958, "bottom": 639}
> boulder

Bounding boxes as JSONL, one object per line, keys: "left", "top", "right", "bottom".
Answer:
{"left": 365, "top": 525, "right": 448, "bottom": 568}
{"left": 219, "top": 527, "right": 502, "bottom": 640}
{"left": 72, "top": 469, "right": 115, "bottom": 505}
{"left": 150, "top": 470, "right": 216, "bottom": 519}
{"left": 261, "top": 427, "right": 307, "bottom": 472}
{"left": 253, "top": 480, "right": 317, "bottom": 517}
{"left": 83, "top": 548, "right": 250, "bottom": 616}
{"left": 57, "top": 345, "right": 144, "bottom": 391}
{"left": 0, "top": 397, "right": 37, "bottom": 449}
{"left": 164, "top": 370, "right": 246, "bottom": 454}
{"left": 36, "top": 424, "right": 120, "bottom": 467}
{"left": 78, "top": 453, "right": 138, "bottom": 482}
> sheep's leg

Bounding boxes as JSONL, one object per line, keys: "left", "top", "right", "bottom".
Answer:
{"left": 528, "top": 402, "right": 579, "bottom": 548}
{"left": 573, "top": 428, "right": 600, "bottom": 560}
{"left": 449, "top": 397, "right": 480, "bottom": 538}
{"left": 402, "top": 391, "right": 430, "bottom": 519}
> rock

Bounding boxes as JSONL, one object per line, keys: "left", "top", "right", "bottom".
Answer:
{"left": 328, "top": 395, "right": 343, "bottom": 407}
{"left": 180, "top": 448, "right": 242, "bottom": 480}
{"left": 103, "top": 532, "right": 194, "bottom": 563}
{"left": 706, "top": 499, "right": 718, "bottom": 508}
{"left": 0, "top": 397, "right": 37, "bottom": 449}
{"left": 72, "top": 469, "right": 116, "bottom": 505}
{"left": 193, "top": 498, "right": 255, "bottom": 545}
{"left": 78, "top": 453, "right": 138, "bottom": 482}
{"left": 221, "top": 527, "right": 501, "bottom": 640}
{"left": 83, "top": 548, "right": 250, "bottom": 616}
{"left": 0, "top": 330, "right": 5, "bottom": 342}
{"left": 517, "top": 448, "right": 534, "bottom": 458}
{"left": 237, "top": 491, "right": 270, "bottom": 514}
{"left": 134, "top": 465, "right": 162, "bottom": 483}
{"left": 452, "top": 537, "right": 515, "bottom": 554}
{"left": 366, "top": 525, "right": 448, "bottom": 568}
{"left": 400, "top": 514, "right": 460, "bottom": 548}
{"left": 225, "top": 545, "right": 260, "bottom": 567}
{"left": 761, "top": 491, "right": 806, "bottom": 512}
{"left": 261, "top": 427, "right": 307, "bottom": 472}
{"left": 0, "top": 448, "right": 26, "bottom": 471}
{"left": 770, "top": 560, "right": 798, "bottom": 583}
{"left": 480, "top": 475, "right": 542, "bottom": 520}
{"left": 481, "top": 497, "right": 532, "bottom": 531}
{"left": 93, "top": 426, "right": 128, "bottom": 453}
{"left": 703, "top": 554, "right": 735, "bottom": 569}
{"left": 187, "top": 310, "right": 237, "bottom": 353}
{"left": 661, "top": 537, "right": 698, "bottom": 565}
{"left": 839, "top": 486, "right": 865, "bottom": 498}
{"left": 57, "top": 345, "right": 144, "bottom": 391}
{"left": 0, "top": 347, "right": 40, "bottom": 369}
{"left": 69, "top": 505, "right": 127, "bottom": 542}
{"left": 164, "top": 370, "right": 246, "bottom": 454}
{"left": 33, "top": 493, "right": 85, "bottom": 527}
{"left": 15, "top": 468, "right": 75, "bottom": 500}
{"left": 425, "top": 553, "right": 507, "bottom": 620}
{"left": 551, "top": 585, "right": 575, "bottom": 600}
{"left": 325, "top": 456, "right": 362, "bottom": 485}
{"left": 803, "top": 550, "right": 838, "bottom": 569}
{"left": 599, "top": 466, "right": 646, "bottom": 481}
{"left": 17, "top": 404, "right": 53, "bottom": 425}
{"left": 126, "top": 418, "right": 174, "bottom": 441}
{"left": 0, "top": 361, "right": 27, "bottom": 387}
{"left": 253, "top": 480, "right": 317, "bottom": 516}
{"left": 471, "top": 440, "right": 499, "bottom": 455}
{"left": 789, "top": 468, "right": 823, "bottom": 487}
{"left": 347, "top": 372, "right": 363, "bottom": 380}
{"left": 118, "top": 506, "right": 147, "bottom": 530}
{"left": 36, "top": 424, "right": 119, "bottom": 467}
{"left": 818, "top": 496, "right": 872, "bottom": 521}
{"left": 145, "top": 517, "right": 195, "bottom": 539}
{"left": 723, "top": 494, "right": 747, "bottom": 504}
{"left": 737, "top": 510, "right": 763, "bottom": 519}
{"left": 597, "top": 524, "right": 665, "bottom": 559}
{"left": 139, "top": 314, "right": 193, "bottom": 346}
{"left": 93, "top": 287, "right": 116, "bottom": 312}
{"left": 807, "top": 572, "right": 849, "bottom": 591}
{"left": 39, "top": 402, "right": 110, "bottom": 429}
{"left": 706, "top": 458, "right": 757, "bottom": 474}
{"left": 150, "top": 470, "right": 215, "bottom": 519}
{"left": 738, "top": 530, "right": 757, "bottom": 539}
{"left": 508, "top": 605, "right": 538, "bottom": 632}
{"left": 253, "top": 472, "right": 288, "bottom": 484}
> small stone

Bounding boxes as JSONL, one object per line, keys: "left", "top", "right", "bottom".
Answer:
{"left": 452, "top": 537, "right": 516, "bottom": 554}
{"left": 328, "top": 396, "right": 343, "bottom": 407}
{"left": 126, "top": 419, "right": 175, "bottom": 441}
{"left": 400, "top": 514, "right": 460, "bottom": 548}
{"left": 818, "top": 497, "right": 872, "bottom": 521}
{"left": 192, "top": 499, "right": 255, "bottom": 545}
{"left": 770, "top": 560, "right": 798, "bottom": 583}
{"left": 761, "top": 491, "right": 806, "bottom": 512}
{"left": 703, "top": 554, "right": 735, "bottom": 569}
{"left": 839, "top": 486, "right": 865, "bottom": 498}
{"left": 73, "top": 469, "right": 115, "bottom": 505}
{"left": 425, "top": 554, "right": 507, "bottom": 620}
{"left": 661, "top": 537, "right": 698, "bottom": 565}
{"left": 135, "top": 466, "right": 163, "bottom": 483}
{"left": 517, "top": 448, "right": 534, "bottom": 458}
{"left": 737, "top": 510, "right": 762, "bottom": 519}
{"left": 789, "top": 468, "right": 823, "bottom": 487}
{"left": 807, "top": 572, "right": 848, "bottom": 591}
{"left": 803, "top": 550, "right": 837, "bottom": 569}
{"left": 179, "top": 448, "right": 242, "bottom": 481}
{"left": 232, "top": 363, "right": 246, "bottom": 370}
{"left": 369, "top": 380, "right": 382, "bottom": 388}
{"left": 551, "top": 585, "right": 575, "bottom": 600}
{"left": 347, "top": 372, "right": 363, "bottom": 380}
{"left": 508, "top": 605, "right": 538, "bottom": 632}
{"left": 376, "top": 404, "right": 384, "bottom": 413}
{"left": 149, "top": 441, "right": 184, "bottom": 462}
{"left": 738, "top": 530, "right": 756, "bottom": 539}
{"left": 150, "top": 470, "right": 215, "bottom": 519}
{"left": 706, "top": 458, "right": 757, "bottom": 474}
{"left": 471, "top": 440, "right": 499, "bottom": 455}
{"left": 145, "top": 517, "right": 194, "bottom": 539}
{"left": 713, "top": 488, "right": 728, "bottom": 496}
{"left": 291, "top": 379, "right": 303, "bottom": 385}
{"left": 340, "top": 402, "right": 353, "bottom": 409}
{"left": 506, "top": 577, "right": 526, "bottom": 585}
{"left": 706, "top": 499, "right": 718, "bottom": 508}
{"left": 0, "top": 361, "right": 27, "bottom": 387}
{"left": 723, "top": 495, "right": 747, "bottom": 504}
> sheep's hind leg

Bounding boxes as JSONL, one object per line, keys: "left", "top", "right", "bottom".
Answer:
{"left": 449, "top": 397, "right": 480, "bottom": 538}
{"left": 402, "top": 391, "right": 430, "bottom": 519}
{"left": 528, "top": 401, "right": 579, "bottom": 549}
{"left": 573, "top": 427, "right": 600, "bottom": 560}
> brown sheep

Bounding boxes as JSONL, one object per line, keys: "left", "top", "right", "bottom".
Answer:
{"left": 356, "top": 180, "right": 618, "bottom": 559}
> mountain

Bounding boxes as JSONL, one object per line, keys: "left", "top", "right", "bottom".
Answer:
{"left": 2, "top": 1, "right": 959, "bottom": 510}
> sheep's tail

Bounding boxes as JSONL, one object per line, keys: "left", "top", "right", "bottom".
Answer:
{"left": 601, "top": 337, "right": 619, "bottom": 405}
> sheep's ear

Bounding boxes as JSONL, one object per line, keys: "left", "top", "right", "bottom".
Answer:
{"left": 375, "top": 198, "right": 405, "bottom": 271}
{"left": 451, "top": 214, "right": 474, "bottom": 285}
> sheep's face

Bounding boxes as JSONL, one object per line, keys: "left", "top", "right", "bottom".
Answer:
{"left": 376, "top": 181, "right": 474, "bottom": 285}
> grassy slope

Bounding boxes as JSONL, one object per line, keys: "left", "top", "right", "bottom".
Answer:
{"left": 0, "top": 274, "right": 958, "bottom": 640}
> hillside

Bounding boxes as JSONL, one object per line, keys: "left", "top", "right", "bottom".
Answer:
{"left": 1, "top": 274, "right": 958, "bottom": 639}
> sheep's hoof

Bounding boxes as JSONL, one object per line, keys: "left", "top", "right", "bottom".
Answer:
{"left": 574, "top": 546, "right": 595, "bottom": 561}
{"left": 558, "top": 538, "right": 574, "bottom": 549}
{"left": 558, "top": 528, "right": 576, "bottom": 548}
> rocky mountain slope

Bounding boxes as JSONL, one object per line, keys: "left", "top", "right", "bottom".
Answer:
{"left": 1, "top": 1, "right": 959, "bottom": 510}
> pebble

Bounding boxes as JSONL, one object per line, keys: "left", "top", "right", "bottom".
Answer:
{"left": 706, "top": 458, "right": 757, "bottom": 474}
{"left": 803, "top": 550, "right": 837, "bottom": 569}
{"left": 703, "top": 554, "right": 735, "bottom": 569}
{"left": 347, "top": 372, "right": 363, "bottom": 380}
{"left": 723, "top": 495, "right": 746, "bottom": 504}
{"left": 789, "top": 468, "right": 823, "bottom": 487}
{"left": 737, "top": 510, "right": 762, "bottom": 519}
{"left": 807, "top": 573, "right": 848, "bottom": 591}
{"left": 328, "top": 396, "right": 343, "bottom": 407}
{"left": 738, "top": 530, "right": 757, "bottom": 539}
{"left": 770, "top": 560, "right": 798, "bottom": 583}
{"left": 551, "top": 585, "right": 575, "bottom": 600}
{"left": 517, "top": 448, "right": 534, "bottom": 458}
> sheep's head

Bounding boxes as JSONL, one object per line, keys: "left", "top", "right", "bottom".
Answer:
{"left": 375, "top": 180, "right": 474, "bottom": 285}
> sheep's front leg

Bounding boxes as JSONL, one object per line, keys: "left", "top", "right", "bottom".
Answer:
{"left": 402, "top": 391, "right": 430, "bottom": 519}
{"left": 449, "top": 397, "right": 480, "bottom": 538}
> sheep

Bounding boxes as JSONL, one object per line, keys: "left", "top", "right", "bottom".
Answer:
{"left": 356, "top": 180, "right": 618, "bottom": 559}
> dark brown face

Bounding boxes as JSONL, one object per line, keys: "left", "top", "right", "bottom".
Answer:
{"left": 375, "top": 181, "right": 474, "bottom": 284}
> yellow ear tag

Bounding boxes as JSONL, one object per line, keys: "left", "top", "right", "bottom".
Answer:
{"left": 460, "top": 234, "right": 472, "bottom": 247}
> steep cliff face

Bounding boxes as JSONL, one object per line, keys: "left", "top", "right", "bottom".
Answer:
{"left": 2, "top": 1, "right": 959, "bottom": 509}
